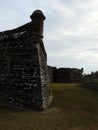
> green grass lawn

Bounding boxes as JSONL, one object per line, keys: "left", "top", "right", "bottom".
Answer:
{"left": 0, "top": 83, "right": 98, "bottom": 130}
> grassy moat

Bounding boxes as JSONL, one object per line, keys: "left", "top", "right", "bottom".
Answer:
{"left": 0, "top": 83, "right": 98, "bottom": 130}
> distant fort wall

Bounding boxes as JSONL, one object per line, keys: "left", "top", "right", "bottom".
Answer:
{"left": 48, "top": 66, "right": 83, "bottom": 83}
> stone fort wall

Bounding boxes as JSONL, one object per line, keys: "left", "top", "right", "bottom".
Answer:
{"left": 0, "top": 10, "right": 52, "bottom": 110}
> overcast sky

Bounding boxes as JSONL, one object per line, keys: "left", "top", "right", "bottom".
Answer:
{"left": 0, "top": 0, "right": 98, "bottom": 74}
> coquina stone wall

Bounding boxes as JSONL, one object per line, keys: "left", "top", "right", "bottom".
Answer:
{"left": 0, "top": 10, "right": 52, "bottom": 110}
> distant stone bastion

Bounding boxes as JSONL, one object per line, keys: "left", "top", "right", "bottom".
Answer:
{"left": 48, "top": 66, "right": 83, "bottom": 83}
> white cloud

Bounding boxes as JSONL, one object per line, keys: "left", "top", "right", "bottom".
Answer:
{"left": 0, "top": 0, "right": 98, "bottom": 73}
